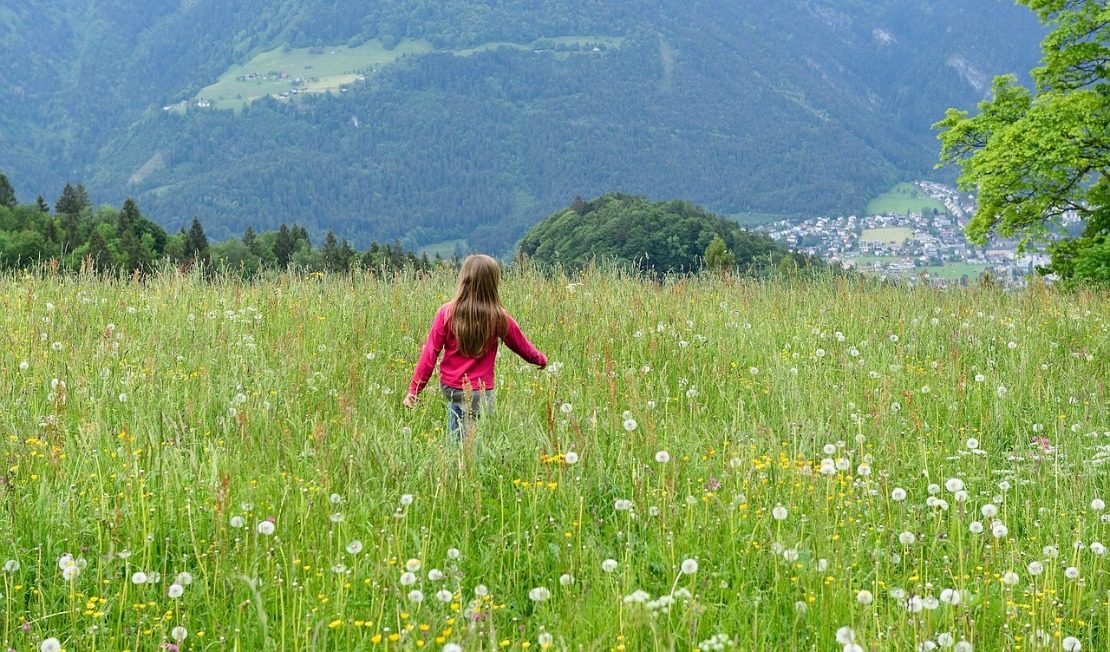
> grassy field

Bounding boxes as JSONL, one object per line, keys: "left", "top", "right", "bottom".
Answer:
{"left": 859, "top": 227, "right": 914, "bottom": 245}
{"left": 195, "top": 36, "right": 624, "bottom": 111}
{"left": 1, "top": 268, "right": 1108, "bottom": 651}
{"left": 918, "top": 264, "right": 992, "bottom": 281}
{"left": 867, "top": 183, "right": 947, "bottom": 216}
{"left": 195, "top": 40, "right": 434, "bottom": 110}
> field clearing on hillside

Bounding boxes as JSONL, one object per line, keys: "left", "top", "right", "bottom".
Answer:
{"left": 196, "top": 36, "right": 624, "bottom": 110}
{"left": 195, "top": 40, "right": 434, "bottom": 110}
{"left": 867, "top": 183, "right": 947, "bottom": 216}
{"left": 1, "top": 268, "right": 1108, "bottom": 651}
{"left": 860, "top": 227, "right": 914, "bottom": 244}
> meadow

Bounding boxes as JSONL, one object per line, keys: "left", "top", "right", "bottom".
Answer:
{"left": 859, "top": 228, "right": 915, "bottom": 246}
{"left": 194, "top": 40, "right": 435, "bottom": 110}
{"left": 194, "top": 36, "right": 624, "bottom": 110}
{"left": 1, "top": 267, "right": 1107, "bottom": 652}
{"left": 866, "top": 184, "right": 947, "bottom": 217}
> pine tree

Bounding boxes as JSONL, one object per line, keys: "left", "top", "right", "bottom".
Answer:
{"left": 322, "top": 231, "right": 341, "bottom": 272}
{"left": 243, "top": 226, "right": 264, "bottom": 257}
{"left": 118, "top": 198, "right": 141, "bottom": 236}
{"left": 274, "top": 224, "right": 294, "bottom": 269}
{"left": 184, "top": 217, "right": 211, "bottom": 266}
{"left": 86, "top": 229, "right": 112, "bottom": 273}
{"left": 35, "top": 195, "right": 50, "bottom": 214}
{"left": 291, "top": 224, "right": 310, "bottom": 247}
{"left": 42, "top": 219, "right": 61, "bottom": 245}
{"left": 120, "top": 228, "right": 149, "bottom": 272}
{"left": 55, "top": 183, "right": 90, "bottom": 216}
{"left": 62, "top": 214, "right": 81, "bottom": 252}
{"left": 338, "top": 238, "right": 356, "bottom": 272}
{"left": 0, "top": 173, "right": 16, "bottom": 207}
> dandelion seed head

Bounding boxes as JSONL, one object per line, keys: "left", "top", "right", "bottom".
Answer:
{"left": 528, "top": 586, "right": 551, "bottom": 601}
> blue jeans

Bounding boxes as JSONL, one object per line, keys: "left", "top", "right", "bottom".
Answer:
{"left": 441, "top": 384, "right": 495, "bottom": 441}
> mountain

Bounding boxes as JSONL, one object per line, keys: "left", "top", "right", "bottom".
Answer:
{"left": 0, "top": 1, "right": 1043, "bottom": 252}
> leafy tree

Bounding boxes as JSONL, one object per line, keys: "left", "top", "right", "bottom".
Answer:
{"left": 212, "top": 239, "right": 262, "bottom": 276}
{"left": 0, "top": 173, "right": 16, "bottom": 208}
{"left": 936, "top": 0, "right": 1110, "bottom": 283}
{"left": 704, "top": 234, "right": 736, "bottom": 273}
{"left": 0, "top": 231, "right": 52, "bottom": 268}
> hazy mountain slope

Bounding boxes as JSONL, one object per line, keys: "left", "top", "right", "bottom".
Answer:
{"left": 0, "top": 1, "right": 1043, "bottom": 251}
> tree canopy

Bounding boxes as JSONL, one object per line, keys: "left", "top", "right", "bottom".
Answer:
{"left": 0, "top": 174, "right": 436, "bottom": 276}
{"left": 518, "top": 193, "right": 809, "bottom": 276}
{"left": 936, "top": 0, "right": 1110, "bottom": 283}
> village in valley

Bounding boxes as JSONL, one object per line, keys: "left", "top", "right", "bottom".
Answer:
{"left": 760, "top": 181, "right": 1067, "bottom": 285}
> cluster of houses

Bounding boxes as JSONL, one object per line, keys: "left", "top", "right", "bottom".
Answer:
{"left": 762, "top": 181, "right": 1053, "bottom": 285}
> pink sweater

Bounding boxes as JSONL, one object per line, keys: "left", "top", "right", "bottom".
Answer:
{"left": 408, "top": 304, "right": 547, "bottom": 395}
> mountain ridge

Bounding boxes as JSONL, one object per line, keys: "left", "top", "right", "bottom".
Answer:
{"left": 0, "top": 1, "right": 1044, "bottom": 252}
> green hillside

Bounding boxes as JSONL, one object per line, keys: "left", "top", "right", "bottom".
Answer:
{"left": 0, "top": 1, "right": 1044, "bottom": 251}
{"left": 518, "top": 194, "right": 806, "bottom": 275}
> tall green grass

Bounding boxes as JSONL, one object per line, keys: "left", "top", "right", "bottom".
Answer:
{"left": 0, "top": 267, "right": 1107, "bottom": 651}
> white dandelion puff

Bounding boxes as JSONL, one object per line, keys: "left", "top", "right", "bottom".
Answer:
{"left": 528, "top": 587, "right": 551, "bottom": 602}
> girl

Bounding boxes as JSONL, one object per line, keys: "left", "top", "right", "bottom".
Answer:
{"left": 403, "top": 254, "right": 547, "bottom": 440}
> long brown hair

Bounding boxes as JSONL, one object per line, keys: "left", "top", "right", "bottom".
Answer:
{"left": 448, "top": 254, "right": 508, "bottom": 357}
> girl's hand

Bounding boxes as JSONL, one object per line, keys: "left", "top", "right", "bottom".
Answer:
{"left": 402, "top": 393, "right": 418, "bottom": 408}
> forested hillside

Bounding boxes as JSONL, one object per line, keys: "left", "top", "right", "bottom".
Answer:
{"left": 0, "top": 1, "right": 1043, "bottom": 252}
{"left": 519, "top": 194, "right": 809, "bottom": 275}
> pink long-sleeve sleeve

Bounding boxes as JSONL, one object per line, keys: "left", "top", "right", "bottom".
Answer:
{"left": 408, "top": 306, "right": 448, "bottom": 395}
{"left": 503, "top": 314, "right": 548, "bottom": 368}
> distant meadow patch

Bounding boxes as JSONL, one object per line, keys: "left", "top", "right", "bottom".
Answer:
{"left": 0, "top": 267, "right": 1107, "bottom": 651}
